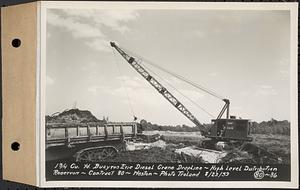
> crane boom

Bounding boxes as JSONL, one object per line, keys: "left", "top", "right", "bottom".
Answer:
{"left": 110, "top": 42, "right": 207, "bottom": 133}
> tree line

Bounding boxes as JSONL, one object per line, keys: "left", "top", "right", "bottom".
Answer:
{"left": 138, "top": 119, "right": 204, "bottom": 133}
{"left": 138, "top": 119, "right": 290, "bottom": 135}
{"left": 250, "top": 119, "right": 290, "bottom": 135}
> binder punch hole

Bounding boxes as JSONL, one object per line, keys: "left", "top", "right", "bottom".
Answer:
{"left": 11, "top": 142, "right": 20, "bottom": 151}
{"left": 11, "top": 38, "right": 21, "bottom": 48}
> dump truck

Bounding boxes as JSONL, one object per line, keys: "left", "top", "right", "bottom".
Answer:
{"left": 46, "top": 121, "right": 137, "bottom": 161}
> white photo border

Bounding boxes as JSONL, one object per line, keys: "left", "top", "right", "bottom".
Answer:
{"left": 38, "top": 1, "right": 298, "bottom": 188}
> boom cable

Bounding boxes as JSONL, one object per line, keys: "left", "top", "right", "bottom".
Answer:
{"left": 111, "top": 47, "right": 136, "bottom": 120}
{"left": 121, "top": 46, "right": 225, "bottom": 100}
{"left": 139, "top": 60, "right": 215, "bottom": 118}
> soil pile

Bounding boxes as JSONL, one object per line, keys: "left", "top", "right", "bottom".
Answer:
{"left": 46, "top": 109, "right": 102, "bottom": 124}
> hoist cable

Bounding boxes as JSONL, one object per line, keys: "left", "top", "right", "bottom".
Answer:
{"left": 139, "top": 60, "right": 215, "bottom": 118}
{"left": 111, "top": 47, "right": 136, "bottom": 119}
{"left": 121, "top": 46, "right": 225, "bottom": 100}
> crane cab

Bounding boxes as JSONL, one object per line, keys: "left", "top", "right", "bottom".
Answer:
{"left": 207, "top": 118, "right": 253, "bottom": 142}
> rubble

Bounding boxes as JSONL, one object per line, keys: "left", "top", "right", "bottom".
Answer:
{"left": 219, "top": 149, "right": 253, "bottom": 163}
{"left": 124, "top": 139, "right": 283, "bottom": 164}
{"left": 175, "top": 146, "right": 227, "bottom": 163}
{"left": 125, "top": 140, "right": 167, "bottom": 151}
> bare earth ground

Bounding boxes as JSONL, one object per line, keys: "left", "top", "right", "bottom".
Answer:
{"left": 110, "top": 132, "right": 290, "bottom": 164}
{"left": 251, "top": 134, "right": 290, "bottom": 164}
{"left": 46, "top": 110, "right": 290, "bottom": 164}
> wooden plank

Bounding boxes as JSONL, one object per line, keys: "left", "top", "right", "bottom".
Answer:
{"left": 45, "top": 121, "right": 136, "bottom": 128}
{"left": 1, "top": 2, "right": 38, "bottom": 186}
{"left": 96, "top": 125, "right": 99, "bottom": 135}
{"left": 46, "top": 133, "right": 136, "bottom": 147}
{"left": 104, "top": 125, "right": 108, "bottom": 138}
{"left": 65, "top": 127, "right": 68, "bottom": 138}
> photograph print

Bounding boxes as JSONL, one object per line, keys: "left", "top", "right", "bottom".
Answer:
{"left": 43, "top": 3, "right": 296, "bottom": 183}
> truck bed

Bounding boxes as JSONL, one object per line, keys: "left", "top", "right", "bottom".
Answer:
{"left": 46, "top": 122, "right": 137, "bottom": 148}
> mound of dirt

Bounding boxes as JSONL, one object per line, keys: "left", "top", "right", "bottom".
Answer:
{"left": 46, "top": 109, "right": 101, "bottom": 124}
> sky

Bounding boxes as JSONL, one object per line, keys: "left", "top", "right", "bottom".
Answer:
{"left": 45, "top": 8, "right": 291, "bottom": 126}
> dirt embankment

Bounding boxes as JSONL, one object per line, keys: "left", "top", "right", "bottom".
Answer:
{"left": 45, "top": 109, "right": 290, "bottom": 164}
{"left": 109, "top": 133, "right": 290, "bottom": 164}
{"left": 251, "top": 134, "right": 290, "bottom": 164}
{"left": 46, "top": 109, "right": 104, "bottom": 124}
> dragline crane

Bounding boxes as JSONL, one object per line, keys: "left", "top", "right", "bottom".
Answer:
{"left": 110, "top": 42, "right": 206, "bottom": 133}
{"left": 110, "top": 42, "right": 252, "bottom": 143}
